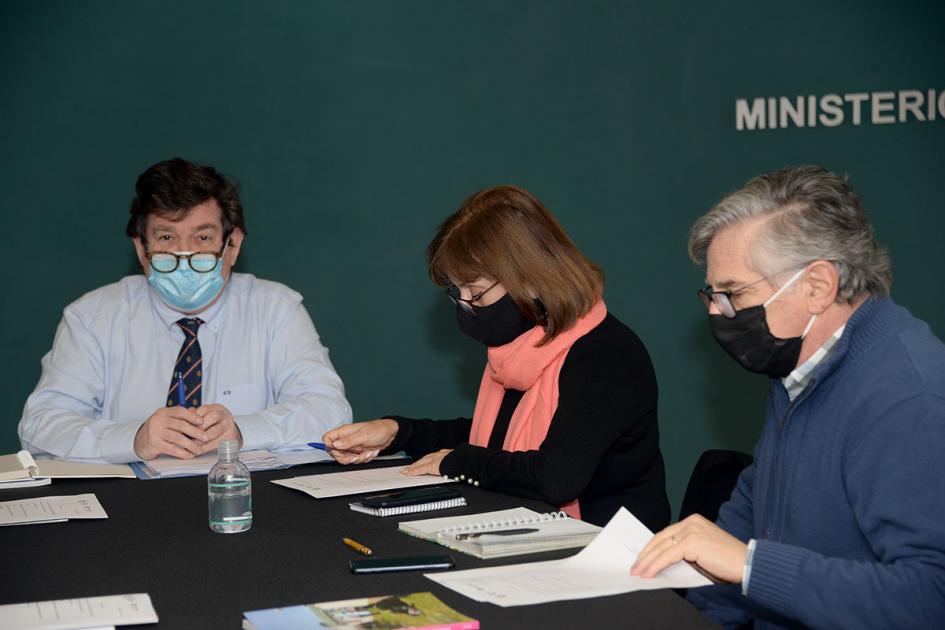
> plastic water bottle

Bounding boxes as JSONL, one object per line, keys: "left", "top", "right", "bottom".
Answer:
{"left": 208, "top": 439, "right": 252, "bottom": 533}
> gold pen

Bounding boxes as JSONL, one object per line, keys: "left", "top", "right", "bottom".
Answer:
{"left": 342, "top": 536, "right": 374, "bottom": 556}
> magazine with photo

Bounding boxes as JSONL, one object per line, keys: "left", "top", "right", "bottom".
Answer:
{"left": 243, "top": 591, "right": 478, "bottom": 630}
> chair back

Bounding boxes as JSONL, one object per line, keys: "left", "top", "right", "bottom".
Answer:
{"left": 679, "top": 449, "right": 753, "bottom": 522}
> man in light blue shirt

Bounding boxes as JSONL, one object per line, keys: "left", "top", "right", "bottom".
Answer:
{"left": 19, "top": 158, "right": 352, "bottom": 463}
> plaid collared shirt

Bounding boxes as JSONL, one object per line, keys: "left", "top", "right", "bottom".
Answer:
{"left": 781, "top": 324, "right": 846, "bottom": 400}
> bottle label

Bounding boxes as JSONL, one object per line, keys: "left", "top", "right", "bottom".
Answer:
{"left": 208, "top": 478, "right": 252, "bottom": 530}
{"left": 210, "top": 515, "right": 252, "bottom": 525}
{"left": 208, "top": 480, "right": 251, "bottom": 489}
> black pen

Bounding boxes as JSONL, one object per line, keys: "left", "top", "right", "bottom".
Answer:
{"left": 455, "top": 527, "right": 539, "bottom": 540}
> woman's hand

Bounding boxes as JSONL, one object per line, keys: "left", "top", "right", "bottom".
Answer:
{"left": 402, "top": 449, "right": 452, "bottom": 476}
{"left": 322, "top": 419, "right": 399, "bottom": 465}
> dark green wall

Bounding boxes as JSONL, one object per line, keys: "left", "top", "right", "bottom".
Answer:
{"left": 2, "top": 1, "right": 942, "bottom": 512}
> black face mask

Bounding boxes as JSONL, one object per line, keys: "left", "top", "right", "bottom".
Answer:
{"left": 708, "top": 305, "right": 804, "bottom": 378}
{"left": 456, "top": 294, "right": 536, "bottom": 347}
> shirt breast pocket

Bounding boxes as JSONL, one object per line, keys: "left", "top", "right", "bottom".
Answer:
{"left": 217, "top": 383, "right": 266, "bottom": 415}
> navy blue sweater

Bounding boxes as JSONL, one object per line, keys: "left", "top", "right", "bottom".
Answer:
{"left": 689, "top": 297, "right": 945, "bottom": 628}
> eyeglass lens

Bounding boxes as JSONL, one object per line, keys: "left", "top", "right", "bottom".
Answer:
{"left": 446, "top": 285, "right": 480, "bottom": 317}
{"left": 149, "top": 253, "right": 219, "bottom": 273}
{"left": 699, "top": 288, "right": 736, "bottom": 318}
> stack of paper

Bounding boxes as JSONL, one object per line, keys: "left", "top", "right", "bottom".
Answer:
{"left": 425, "top": 507, "right": 712, "bottom": 606}
{"left": 272, "top": 467, "right": 455, "bottom": 499}
{"left": 0, "top": 593, "right": 157, "bottom": 629}
{"left": 133, "top": 448, "right": 333, "bottom": 479}
{"left": 0, "top": 494, "right": 108, "bottom": 526}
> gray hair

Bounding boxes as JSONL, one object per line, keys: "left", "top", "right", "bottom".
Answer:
{"left": 688, "top": 165, "right": 891, "bottom": 302}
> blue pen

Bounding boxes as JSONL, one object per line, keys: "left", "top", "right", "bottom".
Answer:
{"left": 310, "top": 442, "right": 360, "bottom": 454}
{"left": 177, "top": 371, "right": 186, "bottom": 407}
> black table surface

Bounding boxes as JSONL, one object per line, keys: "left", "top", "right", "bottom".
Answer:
{"left": 0, "top": 460, "right": 718, "bottom": 629}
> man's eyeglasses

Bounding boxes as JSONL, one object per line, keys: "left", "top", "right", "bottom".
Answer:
{"left": 697, "top": 267, "right": 806, "bottom": 318}
{"left": 697, "top": 283, "right": 759, "bottom": 319}
{"left": 446, "top": 281, "right": 500, "bottom": 317}
{"left": 146, "top": 247, "right": 226, "bottom": 274}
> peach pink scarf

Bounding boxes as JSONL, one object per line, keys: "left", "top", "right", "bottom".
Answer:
{"left": 468, "top": 300, "right": 607, "bottom": 519}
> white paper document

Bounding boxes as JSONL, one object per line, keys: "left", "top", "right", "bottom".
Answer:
{"left": 272, "top": 466, "right": 456, "bottom": 498}
{"left": 0, "top": 593, "right": 158, "bottom": 630}
{"left": 0, "top": 494, "right": 108, "bottom": 526}
{"left": 425, "top": 507, "right": 712, "bottom": 606}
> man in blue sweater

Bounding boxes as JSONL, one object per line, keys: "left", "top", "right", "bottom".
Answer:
{"left": 632, "top": 165, "right": 945, "bottom": 627}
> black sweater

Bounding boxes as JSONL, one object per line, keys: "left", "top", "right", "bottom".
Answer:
{"left": 382, "top": 313, "right": 671, "bottom": 530}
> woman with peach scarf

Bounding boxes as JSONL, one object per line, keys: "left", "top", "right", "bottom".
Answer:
{"left": 323, "top": 185, "right": 670, "bottom": 529}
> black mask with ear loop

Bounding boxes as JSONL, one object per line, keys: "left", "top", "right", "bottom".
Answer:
{"left": 456, "top": 294, "right": 542, "bottom": 347}
{"left": 707, "top": 268, "right": 816, "bottom": 378}
{"left": 708, "top": 306, "right": 807, "bottom": 377}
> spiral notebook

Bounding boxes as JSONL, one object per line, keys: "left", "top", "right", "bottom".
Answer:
{"left": 350, "top": 496, "right": 468, "bottom": 517}
{"left": 398, "top": 507, "right": 602, "bottom": 559}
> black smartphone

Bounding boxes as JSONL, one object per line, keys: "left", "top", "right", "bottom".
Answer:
{"left": 359, "top": 486, "right": 462, "bottom": 509}
{"left": 349, "top": 554, "right": 455, "bottom": 574}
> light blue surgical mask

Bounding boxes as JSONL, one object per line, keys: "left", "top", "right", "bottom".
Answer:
{"left": 147, "top": 244, "right": 228, "bottom": 313}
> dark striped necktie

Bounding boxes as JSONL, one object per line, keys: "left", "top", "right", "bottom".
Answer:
{"left": 167, "top": 317, "right": 204, "bottom": 408}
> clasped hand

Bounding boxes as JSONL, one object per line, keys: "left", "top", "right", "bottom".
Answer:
{"left": 134, "top": 403, "right": 242, "bottom": 460}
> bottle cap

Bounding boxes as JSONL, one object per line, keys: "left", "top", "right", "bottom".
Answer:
{"left": 218, "top": 439, "right": 240, "bottom": 458}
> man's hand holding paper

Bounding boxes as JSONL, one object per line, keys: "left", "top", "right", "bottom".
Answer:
{"left": 631, "top": 513, "right": 747, "bottom": 583}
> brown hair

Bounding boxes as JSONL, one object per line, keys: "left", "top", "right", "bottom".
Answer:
{"left": 126, "top": 157, "right": 247, "bottom": 243}
{"left": 427, "top": 185, "right": 603, "bottom": 345}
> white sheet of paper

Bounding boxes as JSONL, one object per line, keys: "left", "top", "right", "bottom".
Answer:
{"left": 425, "top": 507, "right": 712, "bottom": 606}
{"left": 0, "top": 593, "right": 157, "bottom": 630}
{"left": 271, "top": 466, "right": 455, "bottom": 498}
{"left": 0, "top": 494, "right": 108, "bottom": 526}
